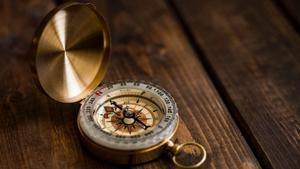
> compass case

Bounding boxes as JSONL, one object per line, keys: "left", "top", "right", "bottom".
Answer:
{"left": 33, "top": 2, "right": 179, "bottom": 166}
{"left": 34, "top": 2, "right": 110, "bottom": 103}
{"left": 78, "top": 117, "right": 179, "bottom": 165}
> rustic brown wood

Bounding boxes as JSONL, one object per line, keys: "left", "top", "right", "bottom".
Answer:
{"left": 276, "top": 0, "right": 300, "bottom": 29}
{"left": 0, "top": 1, "right": 116, "bottom": 169}
{"left": 171, "top": 0, "right": 300, "bottom": 168}
{"left": 88, "top": 0, "right": 261, "bottom": 168}
{"left": 0, "top": 0, "right": 262, "bottom": 168}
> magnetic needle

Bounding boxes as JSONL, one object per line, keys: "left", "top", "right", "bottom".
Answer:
{"left": 33, "top": 2, "right": 206, "bottom": 168}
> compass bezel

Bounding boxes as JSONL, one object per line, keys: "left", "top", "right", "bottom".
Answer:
{"left": 78, "top": 80, "right": 178, "bottom": 151}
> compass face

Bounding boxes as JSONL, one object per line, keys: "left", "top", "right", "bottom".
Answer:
{"left": 78, "top": 81, "right": 178, "bottom": 150}
{"left": 95, "top": 94, "right": 163, "bottom": 136}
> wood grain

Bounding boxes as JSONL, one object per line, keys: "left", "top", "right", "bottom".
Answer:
{"left": 0, "top": 0, "right": 117, "bottom": 169}
{"left": 171, "top": 0, "right": 300, "bottom": 168}
{"left": 0, "top": 0, "right": 261, "bottom": 168}
{"left": 275, "top": 0, "right": 300, "bottom": 30}
{"left": 89, "top": 0, "right": 260, "bottom": 168}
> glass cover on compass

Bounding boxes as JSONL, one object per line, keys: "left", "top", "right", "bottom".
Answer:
{"left": 78, "top": 81, "right": 178, "bottom": 150}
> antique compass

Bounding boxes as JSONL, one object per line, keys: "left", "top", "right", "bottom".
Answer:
{"left": 33, "top": 2, "right": 206, "bottom": 168}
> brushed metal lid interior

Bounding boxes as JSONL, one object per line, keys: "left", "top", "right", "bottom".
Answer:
{"left": 35, "top": 2, "right": 110, "bottom": 103}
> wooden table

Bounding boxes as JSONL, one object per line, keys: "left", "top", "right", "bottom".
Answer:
{"left": 0, "top": 0, "right": 299, "bottom": 168}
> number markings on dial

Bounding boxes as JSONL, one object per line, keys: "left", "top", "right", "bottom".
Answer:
{"left": 80, "top": 81, "right": 178, "bottom": 150}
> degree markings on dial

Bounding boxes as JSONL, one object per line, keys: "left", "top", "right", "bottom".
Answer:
{"left": 136, "top": 91, "right": 145, "bottom": 104}
{"left": 101, "top": 125, "right": 114, "bottom": 130}
{"left": 81, "top": 81, "right": 178, "bottom": 147}
{"left": 91, "top": 86, "right": 169, "bottom": 137}
{"left": 142, "top": 104, "right": 148, "bottom": 108}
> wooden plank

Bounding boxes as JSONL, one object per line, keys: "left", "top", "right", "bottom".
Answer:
{"left": 88, "top": 0, "right": 261, "bottom": 168}
{"left": 171, "top": 0, "right": 300, "bottom": 168}
{"left": 275, "top": 0, "right": 300, "bottom": 30}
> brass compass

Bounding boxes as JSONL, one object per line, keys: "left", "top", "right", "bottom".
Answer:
{"left": 33, "top": 2, "right": 206, "bottom": 168}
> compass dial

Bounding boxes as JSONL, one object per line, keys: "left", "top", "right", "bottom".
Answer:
{"left": 78, "top": 81, "right": 178, "bottom": 150}
{"left": 95, "top": 95, "right": 163, "bottom": 136}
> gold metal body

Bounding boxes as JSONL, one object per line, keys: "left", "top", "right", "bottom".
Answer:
{"left": 34, "top": 2, "right": 110, "bottom": 103}
{"left": 167, "top": 141, "right": 207, "bottom": 168}
{"left": 77, "top": 116, "right": 179, "bottom": 165}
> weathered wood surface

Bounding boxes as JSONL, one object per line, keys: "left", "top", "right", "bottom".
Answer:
{"left": 276, "top": 0, "right": 300, "bottom": 30}
{"left": 171, "top": 0, "right": 300, "bottom": 168}
{"left": 91, "top": 0, "right": 261, "bottom": 168}
{"left": 0, "top": 1, "right": 116, "bottom": 169}
{"left": 0, "top": 0, "right": 262, "bottom": 169}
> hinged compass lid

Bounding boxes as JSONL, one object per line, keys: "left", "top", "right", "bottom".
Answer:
{"left": 34, "top": 2, "right": 110, "bottom": 103}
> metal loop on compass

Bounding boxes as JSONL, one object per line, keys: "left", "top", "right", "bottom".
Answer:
{"left": 172, "top": 142, "right": 207, "bottom": 168}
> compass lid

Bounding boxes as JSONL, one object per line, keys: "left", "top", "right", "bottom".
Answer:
{"left": 34, "top": 2, "right": 110, "bottom": 103}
